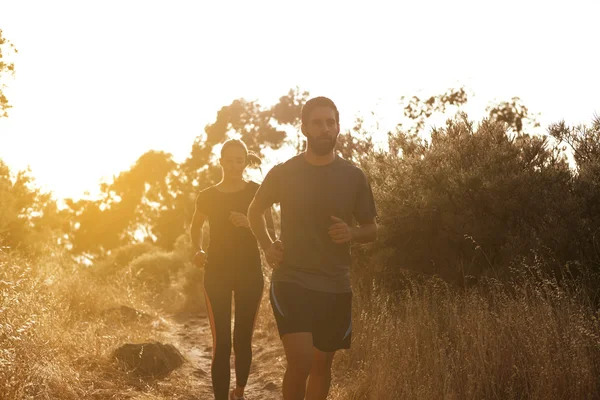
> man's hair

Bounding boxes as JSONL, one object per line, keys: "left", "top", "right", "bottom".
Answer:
{"left": 301, "top": 96, "right": 339, "bottom": 125}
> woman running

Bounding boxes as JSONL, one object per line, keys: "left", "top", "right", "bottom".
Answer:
{"left": 190, "top": 139, "right": 275, "bottom": 400}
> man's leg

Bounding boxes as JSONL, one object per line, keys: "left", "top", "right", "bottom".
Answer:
{"left": 305, "top": 348, "right": 335, "bottom": 400}
{"left": 281, "top": 332, "right": 314, "bottom": 400}
{"left": 308, "top": 290, "right": 352, "bottom": 400}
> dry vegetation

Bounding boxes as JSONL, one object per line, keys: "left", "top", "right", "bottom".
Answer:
{"left": 330, "top": 265, "right": 600, "bottom": 400}
{"left": 0, "top": 244, "right": 206, "bottom": 399}
{"left": 3, "top": 243, "right": 600, "bottom": 399}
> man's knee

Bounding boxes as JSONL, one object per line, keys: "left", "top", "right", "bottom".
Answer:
{"left": 287, "top": 360, "right": 312, "bottom": 381}
{"left": 282, "top": 333, "right": 314, "bottom": 379}
{"left": 311, "top": 350, "right": 335, "bottom": 375}
{"left": 286, "top": 348, "right": 313, "bottom": 379}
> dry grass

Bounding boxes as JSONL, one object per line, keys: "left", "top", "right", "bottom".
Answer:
{"left": 330, "top": 267, "right": 600, "bottom": 400}
{"left": 0, "top": 247, "right": 205, "bottom": 399}
{"left": 3, "top": 243, "right": 600, "bottom": 400}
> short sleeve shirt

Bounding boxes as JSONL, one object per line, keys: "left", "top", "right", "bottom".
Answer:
{"left": 195, "top": 181, "right": 261, "bottom": 268}
{"left": 253, "top": 155, "right": 377, "bottom": 293}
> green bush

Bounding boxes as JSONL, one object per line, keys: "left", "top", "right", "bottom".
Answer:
{"left": 362, "top": 114, "right": 598, "bottom": 288}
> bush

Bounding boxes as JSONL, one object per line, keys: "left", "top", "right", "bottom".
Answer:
{"left": 92, "top": 242, "right": 160, "bottom": 279}
{"left": 363, "top": 114, "right": 592, "bottom": 287}
{"left": 89, "top": 238, "right": 206, "bottom": 314}
{"left": 129, "top": 251, "right": 185, "bottom": 294}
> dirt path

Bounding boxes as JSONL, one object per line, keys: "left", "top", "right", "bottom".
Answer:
{"left": 167, "top": 312, "right": 285, "bottom": 399}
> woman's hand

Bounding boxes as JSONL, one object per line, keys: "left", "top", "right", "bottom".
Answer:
{"left": 230, "top": 211, "right": 250, "bottom": 228}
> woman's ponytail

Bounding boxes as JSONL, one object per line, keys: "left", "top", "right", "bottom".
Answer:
{"left": 246, "top": 152, "right": 262, "bottom": 168}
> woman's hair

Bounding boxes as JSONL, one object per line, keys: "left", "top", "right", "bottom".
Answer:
{"left": 220, "top": 138, "right": 262, "bottom": 168}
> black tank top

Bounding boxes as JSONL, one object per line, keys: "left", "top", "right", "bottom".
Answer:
{"left": 195, "top": 181, "right": 261, "bottom": 270}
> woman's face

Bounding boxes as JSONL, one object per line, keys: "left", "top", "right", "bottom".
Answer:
{"left": 219, "top": 146, "right": 246, "bottom": 179}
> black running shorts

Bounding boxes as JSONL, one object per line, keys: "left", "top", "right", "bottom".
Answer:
{"left": 269, "top": 281, "right": 352, "bottom": 352}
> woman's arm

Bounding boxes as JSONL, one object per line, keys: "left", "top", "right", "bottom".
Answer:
{"left": 190, "top": 209, "right": 207, "bottom": 252}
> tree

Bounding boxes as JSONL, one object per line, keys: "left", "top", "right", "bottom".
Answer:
{"left": 272, "top": 87, "right": 310, "bottom": 152}
{"left": 0, "top": 29, "right": 17, "bottom": 119}
{"left": 0, "top": 161, "right": 65, "bottom": 255}
{"left": 487, "top": 97, "right": 540, "bottom": 133}
{"left": 67, "top": 151, "right": 179, "bottom": 255}
{"left": 203, "top": 87, "right": 309, "bottom": 155}
{"left": 399, "top": 88, "right": 540, "bottom": 136}
{"left": 400, "top": 87, "right": 468, "bottom": 134}
{"left": 336, "top": 116, "right": 375, "bottom": 165}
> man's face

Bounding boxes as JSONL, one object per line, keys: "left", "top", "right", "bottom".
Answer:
{"left": 302, "top": 106, "right": 340, "bottom": 156}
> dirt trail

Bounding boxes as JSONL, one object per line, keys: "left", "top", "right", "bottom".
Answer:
{"left": 167, "top": 312, "right": 286, "bottom": 399}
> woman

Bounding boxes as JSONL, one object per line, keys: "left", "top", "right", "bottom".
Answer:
{"left": 190, "top": 139, "right": 274, "bottom": 400}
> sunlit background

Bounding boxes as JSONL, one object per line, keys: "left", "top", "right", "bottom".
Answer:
{"left": 0, "top": 0, "right": 598, "bottom": 199}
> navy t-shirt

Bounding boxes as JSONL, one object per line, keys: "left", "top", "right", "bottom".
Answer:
{"left": 253, "top": 155, "right": 377, "bottom": 293}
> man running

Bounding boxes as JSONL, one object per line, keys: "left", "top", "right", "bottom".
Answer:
{"left": 248, "top": 96, "right": 378, "bottom": 400}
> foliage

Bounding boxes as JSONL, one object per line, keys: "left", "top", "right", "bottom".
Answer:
{"left": 0, "top": 29, "right": 17, "bottom": 118}
{"left": 362, "top": 110, "right": 600, "bottom": 287}
{"left": 0, "top": 161, "right": 66, "bottom": 255}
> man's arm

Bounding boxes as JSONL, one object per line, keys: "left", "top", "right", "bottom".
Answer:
{"left": 265, "top": 207, "right": 276, "bottom": 242}
{"left": 248, "top": 199, "right": 273, "bottom": 252}
{"left": 351, "top": 218, "right": 377, "bottom": 243}
{"left": 329, "top": 215, "right": 377, "bottom": 244}
{"left": 249, "top": 165, "right": 284, "bottom": 268}
{"left": 351, "top": 168, "right": 378, "bottom": 244}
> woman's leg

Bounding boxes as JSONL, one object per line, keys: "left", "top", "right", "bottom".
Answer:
{"left": 232, "top": 270, "right": 264, "bottom": 394}
{"left": 204, "top": 271, "right": 233, "bottom": 400}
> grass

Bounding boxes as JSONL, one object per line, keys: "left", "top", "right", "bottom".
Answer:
{"left": 2, "top": 244, "right": 600, "bottom": 399}
{"left": 330, "top": 266, "right": 600, "bottom": 400}
{"left": 0, "top": 247, "right": 204, "bottom": 399}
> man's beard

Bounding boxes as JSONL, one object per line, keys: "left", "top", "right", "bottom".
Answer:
{"left": 307, "top": 135, "right": 337, "bottom": 156}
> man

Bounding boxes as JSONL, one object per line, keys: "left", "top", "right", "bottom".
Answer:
{"left": 248, "top": 96, "right": 377, "bottom": 400}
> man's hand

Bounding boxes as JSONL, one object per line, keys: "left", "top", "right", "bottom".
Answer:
{"left": 266, "top": 240, "right": 284, "bottom": 269}
{"left": 193, "top": 250, "right": 206, "bottom": 268}
{"left": 230, "top": 211, "right": 250, "bottom": 228}
{"left": 328, "top": 216, "right": 352, "bottom": 244}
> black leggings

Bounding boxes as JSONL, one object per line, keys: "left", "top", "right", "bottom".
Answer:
{"left": 203, "top": 266, "right": 264, "bottom": 400}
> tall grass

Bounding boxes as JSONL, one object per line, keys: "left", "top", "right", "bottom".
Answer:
{"left": 4, "top": 240, "right": 600, "bottom": 399}
{"left": 331, "top": 265, "right": 600, "bottom": 400}
{"left": 0, "top": 245, "right": 204, "bottom": 399}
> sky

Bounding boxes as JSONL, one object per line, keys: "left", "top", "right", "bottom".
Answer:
{"left": 0, "top": 0, "right": 598, "bottom": 200}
